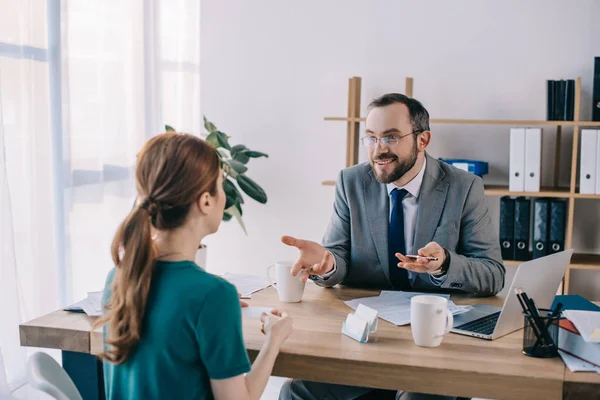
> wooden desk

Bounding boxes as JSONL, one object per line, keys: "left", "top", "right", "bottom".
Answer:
{"left": 21, "top": 284, "right": 600, "bottom": 400}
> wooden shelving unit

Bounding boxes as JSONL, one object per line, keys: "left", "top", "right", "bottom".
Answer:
{"left": 325, "top": 117, "right": 600, "bottom": 127}
{"left": 324, "top": 76, "right": 600, "bottom": 294}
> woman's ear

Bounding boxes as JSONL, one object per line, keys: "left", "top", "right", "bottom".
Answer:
{"left": 196, "top": 192, "right": 213, "bottom": 215}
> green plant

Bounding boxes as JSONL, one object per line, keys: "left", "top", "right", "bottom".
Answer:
{"left": 165, "top": 117, "right": 268, "bottom": 234}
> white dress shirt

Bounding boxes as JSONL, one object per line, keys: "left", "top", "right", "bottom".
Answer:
{"left": 321, "top": 158, "right": 447, "bottom": 286}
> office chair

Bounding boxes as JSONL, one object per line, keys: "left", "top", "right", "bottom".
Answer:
{"left": 27, "top": 352, "right": 83, "bottom": 400}
{"left": 357, "top": 390, "right": 471, "bottom": 400}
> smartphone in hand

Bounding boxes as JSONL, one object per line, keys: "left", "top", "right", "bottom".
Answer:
{"left": 405, "top": 255, "right": 438, "bottom": 261}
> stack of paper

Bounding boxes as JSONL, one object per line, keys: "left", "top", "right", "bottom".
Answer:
{"left": 559, "top": 351, "right": 600, "bottom": 374}
{"left": 65, "top": 291, "right": 104, "bottom": 316}
{"left": 221, "top": 273, "right": 271, "bottom": 298}
{"left": 344, "top": 291, "right": 472, "bottom": 326}
{"left": 563, "top": 310, "right": 600, "bottom": 343}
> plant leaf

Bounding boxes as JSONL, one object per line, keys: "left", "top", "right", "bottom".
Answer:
{"left": 203, "top": 116, "right": 218, "bottom": 133}
{"left": 216, "top": 148, "right": 230, "bottom": 159}
{"left": 246, "top": 150, "right": 268, "bottom": 158}
{"left": 206, "top": 131, "right": 231, "bottom": 150}
{"left": 227, "top": 205, "right": 247, "bottom": 235}
{"left": 223, "top": 177, "right": 244, "bottom": 209}
{"left": 237, "top": 174, "right": 267, "bottom": 204}
{"left": 224, "top": 159, "right": 248, "bottom": 174}
{"left": 221, "top": 161, "right": 238, "bottom": 179}
{"left": 165, "top": 125, "right": 176, "bottom": 132}
{"left": 233, "top": 152, "right": 250, "bottom": 165}
{"left": 231, "top": 144, "right": 248, "bottom": 154}
{"left": 222, "top": 211, "right": 232, "bottom": 222}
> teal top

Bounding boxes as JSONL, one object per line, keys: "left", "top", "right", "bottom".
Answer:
{"left": 102, "top": 261, "right": 251, "bottom": 400}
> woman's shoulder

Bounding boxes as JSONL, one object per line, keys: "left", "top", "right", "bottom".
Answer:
{"left": 167, "top": 263, "right": 238, "bottom": 300}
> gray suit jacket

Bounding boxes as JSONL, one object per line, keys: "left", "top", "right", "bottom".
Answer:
{"left": 316, "top": 152, "right": 505, "bottom": 296}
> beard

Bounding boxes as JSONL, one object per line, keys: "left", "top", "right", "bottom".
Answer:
{"left": 371, "top": 141, "right": 418, "bottom": 184}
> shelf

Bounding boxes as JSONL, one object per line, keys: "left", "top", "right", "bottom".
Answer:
{"left": 324, "top": 183, "right": 600, "bottom": 199}
{"left": 323, "top": 183, "right": 593, "bottom": 197}
{"left": 504, "top": 254, "right": 600, "bottom": 270}
{"left": 325, "top": 117, "right": 600, "bottom": 127}
{"left": 570, "top": 254, "right": 600, "bottom": 270}
{"left": 484, "top": 185, "right": 571, "bottom": 198}
{"left": 573, "top": 192, "right": 600, "bottom": 199}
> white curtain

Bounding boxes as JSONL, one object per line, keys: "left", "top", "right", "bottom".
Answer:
{"left": 0, "top": 0, "right": 200, "bottom": 390}
{"left": 1, "top": 71, "right": 26, "bottom": 395}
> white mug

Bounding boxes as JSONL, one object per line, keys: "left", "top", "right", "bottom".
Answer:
{"left": 410, "top": 295, "right": 454, "bottom": 347}
{"left": 267, "top": 261, "right": 306, "bottom": 303}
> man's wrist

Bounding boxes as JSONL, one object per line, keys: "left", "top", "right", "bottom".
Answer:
{"left": 311, "top": 251, "right": 336, "bottom": 280}
{"left": 430, "top": 249, "right": 450, "bottom": 277}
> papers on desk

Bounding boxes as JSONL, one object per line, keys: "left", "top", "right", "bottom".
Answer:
{"left": 559, "top": 351, "right": 600, "bottom": 374}
{"left": 563, "top": 310, "right": 600, "bottom": 343}
{"left": 64, "top": 291, "right": 104, "bottom": 316}
{"left": 344, "top": 291, "right": 473, "bottom": 326}
{"left": 242, "top": 306, "right": 272, "bottom": 319}
{"left": 221, "top": 273, "right": 271, "bottom": 298}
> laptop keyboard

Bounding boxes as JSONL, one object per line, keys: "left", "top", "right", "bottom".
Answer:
{"left": 455, "top": 311, "right": 501, "bottom": 335}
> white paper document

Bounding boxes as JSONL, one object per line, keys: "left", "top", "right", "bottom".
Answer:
{"left": 344, "top": 291, "right": 470, "bottom": 326}
{"left": 65, "top": 291, "right": 104, "bottom": 316}
{"left": 559, "top": 351, "right": 600, "bottom": 374}
{"left": 563, "top": 310, "right": 600, "bottom": 343}
{"left": 242, "top": 306, "right": 272, "bottom": 319}
{"left": 221, "top": 273, "right": 271, "bottom": 298}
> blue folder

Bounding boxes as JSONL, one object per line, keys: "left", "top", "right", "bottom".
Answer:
{"left": 551, "top": 295, "right": 600, "bottom": 312}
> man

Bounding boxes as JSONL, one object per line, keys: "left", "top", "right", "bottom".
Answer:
{"left": 280, "top": 93, "right": 505, "bottom": 400}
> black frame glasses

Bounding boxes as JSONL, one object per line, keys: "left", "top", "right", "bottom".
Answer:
{"left": 360, "top": 130, "right": 423, "bottom": 147}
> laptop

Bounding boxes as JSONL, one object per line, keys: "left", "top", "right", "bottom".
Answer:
{"left": 451, "top": 249, "right": 573, "bottom": 340}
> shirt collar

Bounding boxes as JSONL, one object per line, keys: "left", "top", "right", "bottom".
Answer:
{"left": 386, "top": 157, "right": 427, "bottom": 199}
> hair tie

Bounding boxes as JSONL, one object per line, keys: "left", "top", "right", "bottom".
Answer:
{"left": 140, "top": 197, "right": 159, "bottom": 216}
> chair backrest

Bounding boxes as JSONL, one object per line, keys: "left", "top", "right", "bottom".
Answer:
{"left": 26, "top": 353, "right": 83, "bottom": 400}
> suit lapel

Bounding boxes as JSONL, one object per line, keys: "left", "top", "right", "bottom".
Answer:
{"left": 364, "top": 171, "right": 391, "bottom": 283}
{"left": 414, "top": 154, "right": 449, "bottom": 249}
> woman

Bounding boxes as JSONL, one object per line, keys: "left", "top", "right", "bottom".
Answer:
{"left": 95, "top": 133, "right": 292, "bottom": 399}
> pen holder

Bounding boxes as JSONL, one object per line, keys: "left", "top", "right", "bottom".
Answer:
{"left": 522, "top": 308, "right": 562, "bottom": 358}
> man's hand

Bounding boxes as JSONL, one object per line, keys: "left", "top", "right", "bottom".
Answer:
{"left": 281, "top": 236, "right": 334, "bottom": 283}
{"left": 395, "top": 241, "right": 446, "bottom": 274}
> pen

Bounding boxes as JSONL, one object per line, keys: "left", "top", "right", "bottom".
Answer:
{"left": 533, "top": 302, "right": 563, "bottom": 348}
{"left": 405, "top": 255, "right": 439, "bottom": 261}
{"left": 515, "top": 288, "right": 544, "bottom": 343}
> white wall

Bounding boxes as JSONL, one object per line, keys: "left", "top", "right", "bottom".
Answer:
{"left": 201, "top": 0, "right": 600, "bottom": 298}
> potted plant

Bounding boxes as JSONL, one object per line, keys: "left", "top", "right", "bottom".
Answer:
{"left": 166, "top": 117, "right": 269, "bottom": 268}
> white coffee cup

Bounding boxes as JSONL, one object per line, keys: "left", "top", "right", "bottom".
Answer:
{"left": 410, "top": 295, "right": 454, "bottom": 347}
{"left": 267, "top": 261, "right": 306, "bottom": 303}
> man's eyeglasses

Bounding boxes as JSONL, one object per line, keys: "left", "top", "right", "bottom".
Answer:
{"left": 360, "top": 131, "right": 423, "bottom": 147}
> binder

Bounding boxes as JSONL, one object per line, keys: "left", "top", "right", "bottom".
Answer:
{"left": 566, "top": 79, "right": 575, "bottom": 121}
{"left": 555, "top": 80, "right": 565, "bottom": 121}
{"left": 593, "top": 57, "right": 600, "bottom": 122}
{"left": 549, "top": 199, "right": 566, "bottom": 254}
{"left": 509, "top": 128, "right": 526, "bottom": 192}
{"left": 524, "top": 128, "right": 542, "bottom": 192}
{"left": 547, "top": 80, "right": 555, "bottom": 120}
{"left": 596, "top": 130, "right": 600, "bottom": 195}
{"left": 499, "top": 196, "right": 516, "bottom": 260}
{"left": 532, "top": 198, "right": 549, "bottom": 259}
{"left": 579, "top": 129, "right": 597, "bottom": 194}
{"left": 514, "top": 197, "right": 531, "bottom": 261}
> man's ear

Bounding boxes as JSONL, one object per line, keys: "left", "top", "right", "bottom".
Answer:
{"left": 197, "top": 192, "right": 212, "bottom": 215}
{"left": 417, "top": 131, "right": 431, "bottom": 151}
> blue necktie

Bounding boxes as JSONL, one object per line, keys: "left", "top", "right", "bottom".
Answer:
{"left": 389, "top": 188, "right": 410, "bottom": 290}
